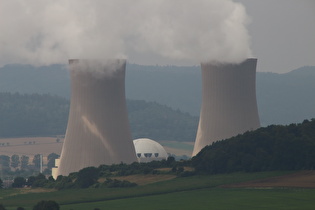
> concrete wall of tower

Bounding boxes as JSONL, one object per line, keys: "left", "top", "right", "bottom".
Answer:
{"left": 58, "top": 59, "right": 137, "bottom": 176}
{"left": 193, "top": 59, "right": 260, "bottom": 156}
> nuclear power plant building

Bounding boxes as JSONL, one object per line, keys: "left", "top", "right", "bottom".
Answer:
{"left": 57, "top": 59, "right": 137, "bottom": 176}
{"left": 133, "top": 138, "right": 169, "bottom": 163}
{"left": 192, "top": 58, "right": 260, "bottom": 156}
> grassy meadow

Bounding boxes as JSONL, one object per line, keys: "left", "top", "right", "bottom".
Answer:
{"left": 2, "top": 171, "right": 315, "bottom": 209}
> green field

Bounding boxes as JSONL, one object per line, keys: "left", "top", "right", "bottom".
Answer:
{"left": 62, "top": 188, "right": 315, "bottom": 210}
{"left": 1, "top": 171, "right": 315, "bottom": 210}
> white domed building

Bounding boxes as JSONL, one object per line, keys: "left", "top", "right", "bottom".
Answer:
{"left": 133, "top": 138, "right": 169, "bottom": 163}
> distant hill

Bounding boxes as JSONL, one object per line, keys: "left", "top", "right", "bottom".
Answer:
{"left": 127, "top": 100, "right": 198, "bottom": 141}
{"left": 0, "top": 92, "right": 69, "bottom": 137}
{"left": 127, "top": 64, "right": 315, "bottom": 126}
{"left": 0, "top": 64, "right": 70, "bottom": 98}
{"left": 0, "top": 63, "right": 314, "bottom": 126}
{"left": 0, "top": 92, "right": 198, "bottom": 141}
{"left": 256, "top": 66, "right": 315, "bottom": 125}
{"left": 125, "top": 64, "right": 202, "bottom": 117}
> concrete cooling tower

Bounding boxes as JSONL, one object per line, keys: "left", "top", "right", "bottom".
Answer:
{"left": 58, "top": 59, "right": 137, "bottom": 176}
{"left": 192, "top": 58, "right": 260, "bottom": 156}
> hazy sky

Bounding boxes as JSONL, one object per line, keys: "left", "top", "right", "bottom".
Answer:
{"left": 237, "top": 0, "right": 315, "bottom": 73}
{"left": 0, "top": 0, "right": 314, "bottom": 73}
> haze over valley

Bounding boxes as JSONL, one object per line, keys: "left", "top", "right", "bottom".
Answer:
{"left": 0, "top": 63, "right": 314, "bottom": 127}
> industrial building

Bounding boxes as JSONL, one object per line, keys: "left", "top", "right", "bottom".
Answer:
{"left": 192, "top": 58, "right": 260, "bottom": 156}
{"left": 57, "top": 59, "right": 137, "bottom": 176}
{"left": 133, "top": 138, "right": 168, "bottom": 162}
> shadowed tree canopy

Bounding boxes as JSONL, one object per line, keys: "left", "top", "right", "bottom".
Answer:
{"left": 12, "top": 177, "right": 26, "bottom": 188}
{"left": 75, "top": 167, "right": 100, "bottom": 188}
{"left": 192, "top": 119, "right": 315, "bottom": 174}
{"left": 33, "top": 200, "right": 59, "bottom": 210}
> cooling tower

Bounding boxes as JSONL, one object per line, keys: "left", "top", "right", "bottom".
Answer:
{"left": 192, "top": 58, "right": 260, "bottom": 156}
{"left": 58, "top": 59, "right": 137, "bottom": 176}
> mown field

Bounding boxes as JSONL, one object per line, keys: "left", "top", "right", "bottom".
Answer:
{"left": 2, "top": 171, "right": 315, "bottom": 210}
{"left": 62, "top": 188, "right": 315, "bottom": 210}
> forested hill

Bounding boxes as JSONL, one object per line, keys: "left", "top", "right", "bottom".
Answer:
{"left": 0, "top": 63, "right": 314, "bottom": 126}
{"left": 192, "top": 119, "right": 315, "bottom": 174}
{"left": 0, "top": 92, "right": 69, "bottom": 137}
{"left": 0, "top": 92, "right": 198, "bottom": 141}
{"left": 127, "top": 100, "right": 198, "bottom": 141}
{"left": 0, "top": 64, "right": 70, "bottom": 98}
{"left": 256, "top": 66, "right": 315, "bottom": 126}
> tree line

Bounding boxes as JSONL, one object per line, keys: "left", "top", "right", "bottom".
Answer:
{"left": 192, "top": 119, "right": 315, "bottom": 174}
{"left": 3, "top": 118, "right": 315, "bottom": 197}
{"left": 0, "top": 92, "right": 198, "bottom": 141}
{"left": 7, "top": 156, "right": 193, "bottom": 191}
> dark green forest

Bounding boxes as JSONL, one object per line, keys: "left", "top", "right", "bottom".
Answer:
{"left": 0, "top": 92, "right": 198, "bottom": 141}
{"left": 192, "top": 119, "right": 315, "bottom": 174}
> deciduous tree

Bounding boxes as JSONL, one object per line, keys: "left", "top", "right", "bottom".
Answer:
{"left": 20, "top": 155, "right": 29, "bottom": 170}
{"left": 12, "top": 177, "right": 26, "bottom": 188}
{"left": 33, "top": 200, "right": 59, "bottom": 210}
{"left": 10, "top": 155, "right": 20, "bottom": 169}
{"left": 33, "top": 154, "right": 41, "bottom": 169}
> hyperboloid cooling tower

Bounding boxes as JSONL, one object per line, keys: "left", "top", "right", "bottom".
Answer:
{"left": 192, "top": 58, "right": 260, "bottom": 156}
{"left": 58, "top": 59, "right": 137, "bottom": 176}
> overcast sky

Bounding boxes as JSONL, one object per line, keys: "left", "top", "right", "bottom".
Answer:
{"left": 130, "top": 0, "right": 315, "bottom": 73}
{"left": 0, "top": 0, "right": 314, "bottom": 73}
{"left": 237, "top": 0, "right": 315, "bottom": 73}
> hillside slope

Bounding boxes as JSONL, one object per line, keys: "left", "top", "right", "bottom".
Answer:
{"left": 0, "top": 93, "right": 198, "bottom": 141}
{"left": 192, "top": 119, "right": 315, "bottom": 174}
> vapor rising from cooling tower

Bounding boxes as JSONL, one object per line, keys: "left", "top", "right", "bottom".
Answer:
{"left": 0, "top": 1, "right": 251, "bottom": 67}
{"left": 57, "top": 59, "right": 137, "bottom": 176}
{"left": 192, "top": 58, "right": 260, "bottom": 156}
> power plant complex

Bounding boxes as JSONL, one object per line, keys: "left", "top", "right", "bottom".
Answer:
{"left": 57, "top": 59, "right": 137, "bottom": 176}
{"left": 53, "top": 58, "right": 260, "bottom": 176}
{"left": 192, "top": 58, "right": 260, "bottom": 156}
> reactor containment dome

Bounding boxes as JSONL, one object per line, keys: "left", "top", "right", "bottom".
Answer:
{"left": 57, "top": 59, "right": 137, "bottom": 176}
{"left": 133, "top": 138, "right": 168, "bottom": 162}
{"left": 192, "top": 58, "right": 261, "bottom": 156}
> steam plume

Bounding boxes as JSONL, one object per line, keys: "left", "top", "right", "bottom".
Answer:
{"left": 0, "top": 0, "right": 252, "bottom": 66}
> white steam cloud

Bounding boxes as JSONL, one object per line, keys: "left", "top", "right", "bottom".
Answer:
{"left": 0, "top": 0, "right": 252, "bottom": 66}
